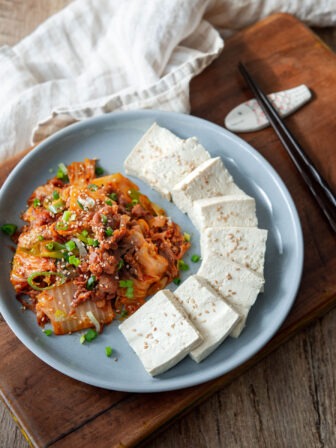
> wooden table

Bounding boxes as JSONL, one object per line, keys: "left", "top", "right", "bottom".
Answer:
{"left": 0, "top": 3, "right": 335, "bottom": 447}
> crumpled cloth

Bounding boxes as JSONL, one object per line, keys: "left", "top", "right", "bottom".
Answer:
{"left": 0, "top": 0, "right": 335, "bottom": 162}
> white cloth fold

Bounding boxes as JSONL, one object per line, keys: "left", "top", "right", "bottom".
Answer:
{"left": 0, "top": 0, "right": 335, "bottom": 162}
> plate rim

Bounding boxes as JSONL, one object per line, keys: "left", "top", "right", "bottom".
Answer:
{"left": 0, "top": 109, "right": 304, "bottom": 392}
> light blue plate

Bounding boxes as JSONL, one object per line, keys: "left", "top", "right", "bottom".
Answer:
{"left": 0, "top": 110, "right": 303, "bottom": 392}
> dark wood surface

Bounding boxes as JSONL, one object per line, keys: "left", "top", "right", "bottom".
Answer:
{"left": 1, "top": 4, "right": 336, "bottom": 448}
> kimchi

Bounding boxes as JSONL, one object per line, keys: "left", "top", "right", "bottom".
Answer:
{"left": 10, "top": 159, "right": 190, "bottom": 335}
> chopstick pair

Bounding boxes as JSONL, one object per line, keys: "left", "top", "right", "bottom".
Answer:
{"left": 238, "top": 62, "right": 336, "bottom": 233}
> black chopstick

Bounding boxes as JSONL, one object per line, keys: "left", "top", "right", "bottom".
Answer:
{"left": 238, "top": 61, "right": 336, "bottom": 233}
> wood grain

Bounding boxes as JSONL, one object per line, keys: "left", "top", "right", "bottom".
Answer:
{"left": 0, "top": 6, "right": 336, "bottom": 448}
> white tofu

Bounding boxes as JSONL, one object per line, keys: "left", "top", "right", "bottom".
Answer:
{"left": 191, "top": 195, "right": 258, "bottom": 230}
{"left": 197, "top": 253, "right": 264, "bottom": 337}
{"left": 124, "top": 123, "right": 210, "bottom": 199}
{"left": 118, "top": 289, "right": 202, "bottom": 376}
{"left": 201, "top": 226, "right": 268, "bottom": 277}
{"left": 174, "top": 275, "right": 240, "bottom": 363}
{"left": 171, "top": 157, "right": 245, "bottom": 215}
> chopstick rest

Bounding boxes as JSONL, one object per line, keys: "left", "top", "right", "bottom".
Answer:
{"left": 225, "top": 85, "right": 312, "bottom": 132}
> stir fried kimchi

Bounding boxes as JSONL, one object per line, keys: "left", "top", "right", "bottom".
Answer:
{"left": 10, "top": 159, "right": 190, "bottom": 335}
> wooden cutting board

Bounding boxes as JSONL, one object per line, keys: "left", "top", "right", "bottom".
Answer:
{"left": 0, "top": 13, "right": 335, "bottom": 448}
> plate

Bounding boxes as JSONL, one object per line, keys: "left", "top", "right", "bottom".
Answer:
{"left": 0, "top": 110, "right": 303, "bottom": 392}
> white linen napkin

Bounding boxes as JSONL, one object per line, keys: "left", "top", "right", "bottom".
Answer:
{"left": 0, "top": 0, "right": 335, "bottom": 162}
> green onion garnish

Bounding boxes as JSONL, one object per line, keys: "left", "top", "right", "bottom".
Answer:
{"left": 1, "top": 223, "right": 17, "bottom": 236}
{"left": 86, "top": 275, "right": 96, "bottom": 290}
{"left": 27, "top": 271, "right": 66, "bottom": 291}
{"left": 101, "top": 214, "right": 108, "bottom": 224}
{"left": 95, "top": 166, "right": 104, "bottom": 176}
{"left": 87, "top": 238, "right": 99, "bottom": 247}
{"left": 65, "top": 240, "right": 76, "bottom": 252}
{"left": 37, "top": 235, "right": 44, "bottom": 241}
{"left": 33, "top": 198, "right": 41, "bottom": 207}
{"left": 62, "top": 210, "right": 72, "bottom": 222}
{"left": 108, "top": 193, "right": 117, "bottom": 201}
{"left": 191, "top": 254, "right": 201, "bottom": 263}
{"left": 119, "top": 280, "right": 133, "bottom": 288}
{"left": 125, "top": 287, "right": 134, "bottom": 298}
{"left": 120, "top": 309, "right": 128, "bottom": 318}
{"left": 88, "top": 184, "right": 99, "bottom": 191}
{"left": 173, "top": 278, "right": 181, "bottom": 285}
{"left": 81, "top": 230, "right": 89, "bottom": 237}
{"left": 48, "top": 199, "right": 65, "bottom": 214}
{"left": 80, "top": 334, "right": 86, "bottom": 344}
{"left": 77, "top": 200, "right": 84, "bottom": 210}
{"left": 131, "top": 199, "right": 139, "bottom": 206}
{"left": 105, "top": 227, "right": 113, "bottom": 237}
{"left": 105, "top": 346, "right": 113, "bottom": 357}
{"left": 183, "top": 232, "right": 191, "bottom": 242}
{"left": 55, "top": 221, "right": 68, "bottom": 231}
{"left": 43, "top": 329, "right": 53, "bottom": 336}
{"left": 68, "top": 255, "right": 80, "bottom": 267}
{"left": 178, "top": 260, "right": 190, "bottom": 271}
{"left": 105, "top": 199, "right": 113, "bottom": 206}
{"left": 45, "top": 242, "right": 54, "bottom": 251}
{"left": 117, "top": 259, "right": 124, "bottom": 270}
{"left": 56, "top": 163, "right": 68, "bottom": 181}
{"left": 84, "top": 328, "right": 98, "bottom": 342}
{"left": 52, "top": 190, "right": 60, "bottom": 200}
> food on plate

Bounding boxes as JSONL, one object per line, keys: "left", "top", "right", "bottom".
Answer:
{"left": 197, "top": 253, "right": 264, "bottom": 337}
{"left": 119, "top": 289, "right": 202, "bottom": 376}
{"left": 200, "top": 226, "right": 268, "bottom": 278}
{"left": 191, "top": 195, "right": 258, "bottom": 230}
{"left": 9, "top": 158, "right": 190, "bottom": 335}
{"left": 124, "top": 123, "right": 211, "bottom": 199}
{"left": 174, "top": 275, "right": 240, "bottom": 363}
{"left": 171, "top": 157, "right": 244, "bottom": 216}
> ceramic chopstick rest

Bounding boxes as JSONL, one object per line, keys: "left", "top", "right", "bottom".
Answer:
{"left": 224, "top": 85, "right": 312, "bottom": 132}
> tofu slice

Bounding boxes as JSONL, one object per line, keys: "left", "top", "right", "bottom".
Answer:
{"left": 171, "top": 157, "right": 245, "bottom": 215}
{"left": 191, "top": 195, "right": 258, "bottom": 230}
{"left": 119, "top": 289, "right": 203, "bottom": 376}
{"left": 200, "top": 226, "right": 268, "bottom": 277}
{"left": 174, "top": 275, "right": 240, "bottom": 363}
{"left": 197, "top": 254, "right": 264, "bottom": 337}
{"left": 124, "top": 123, "right": 210, "bottom": 199}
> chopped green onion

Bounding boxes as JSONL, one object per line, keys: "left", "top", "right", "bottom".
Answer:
{"left": 108, "top": 193, "right": 117, "bottom": 201}
{"left": 125, "top": 287, "right": 134, "bottom": 298}
{"left": 95, "top": 166, "right": 104, "bottom": 176}
{"left": 178, "top": 260, "right": 190, "bottom": 271}
{"left": 120, "top": 309, "right": 128, "bottom": 318}
{"left": 117, "top": 259, "right": 124, "bottom": 270}
{"left": 105, "top": 226, "right": 113, "bottom": 237}
{"left": 84, "top": 328, "right": 98, "bottom": 342}
{"left": 105, "top": 346, "right": 113, "bottom": 357}
{"left": 129, "top": 189, "right": 140, "bottom": 201}
{"left": 45, "top": 242, "right": 54, "bottom": 251}
{"left": 65, "top": 240, "right": 76, "bottom": 252}
{"left": 43, "top": 329, "right": 53, "bottom": 336}
{"left": 27, "top": 271, "right": 66, "bottom": 291}
{"left": 52, "top": 190, "right": 60, "bottom": 200}
{"left": 62, "top": 210, "right": 71, "bottom": 222}
{"left": 77, "top": 200, "right": 84, "bottom": 210}
{"left": 1, "top": 224, "right": 17, "bottom": 236}
{"left": 86, "top": 275, "right": 96, "bottom": 290}
{"left": 88, "top": 184, "right": 99, "bottom": 191}
{"left": 56, "top": 163, "right": 68, "bottom": 181}
{"left": 191, "top": 254, "right": 201, "bottom": 263}
{"left": 105, "top": 199, "right": 113, "bottom": 206}
{"left": 173, "top": 278, "right": 181, "bottom": 285}
{"left": 68, "top": 255, "right": 80, "bottom": 267}
{"left": 119, "top": 280, "right": 133, "bottom": 288}
{"left": 87, "top": 238, "right": 99, "bottom": 247}
{"left": 37, "top": 235, "right": 44, "bottom": 241}
{"left": 33, "top": 198, "right": 41, "bottom": 207}
{"left": 131, "top": 198, "right": 139, "bottom": 206}
{"left": 183, "top": 232, "right": 191, "bottom": 242}
{"left": 55, "top": 221, "right": 69, "bottom": 231}
{"left": 81, "top": 230, "right": 89, "bottom": 237}
{"left": 48, "top": 199, "right": 65, "bottom": 214}
{"left": 80, "top": 334, "right": 86, "bottom": 344}
{"left": 101, "top": 214, "right": 108, "bottom": 224}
